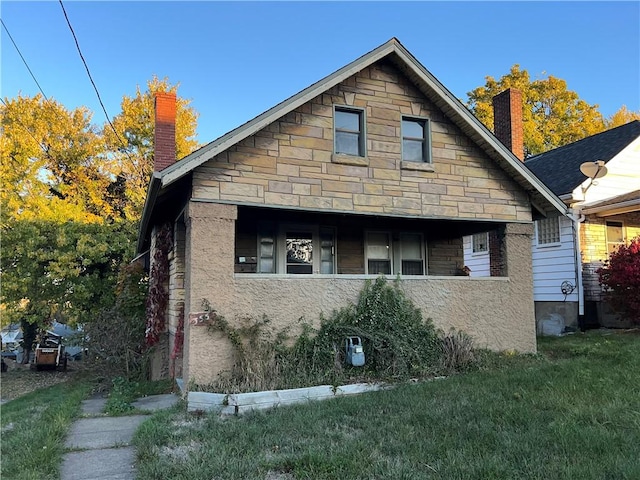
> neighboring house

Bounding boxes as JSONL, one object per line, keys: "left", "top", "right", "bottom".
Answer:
{"left": 465, "top": 120, "right": 640, "bottom": 330}
{"left": 137, "top": 38, "right": 566, "bottom": 386}
{"left": 526, "top": 121, "right": 640, "bottom": 329}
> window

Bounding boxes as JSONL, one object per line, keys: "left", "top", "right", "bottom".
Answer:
{"left": 257, "top": 224, "right": 335, "bottom": 274}
{"left": 472, "top": 232, "right": 489, "bottom": 253}
{"left": 399, "top": 233, "right": 424, "bottom": 275}
{"left": 402, "top": 117, "right": 431, "bottom": 163}
{"left": 606, "top": 221, "right": 624, "bottom": 254}
{"left": 537, "top": 217, "right": 560, "bottom": 244}
{"left": 366, "top": 232, "right": 391, "bottom": 275}
{"left": 334, "top": 107, "right": 365, "bottom": 157}
{"left": 366, "top": 231, "right": 425, "bottom": 276}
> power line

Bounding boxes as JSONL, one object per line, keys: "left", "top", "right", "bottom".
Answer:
{"left": 58, "top": 0, "right": 132, "bottom": 158}
{"left": 1, "top": 18, "right": 49, "bottom": 100}
{"left": 0, "top": 97, "right": 51, "bottom": 155}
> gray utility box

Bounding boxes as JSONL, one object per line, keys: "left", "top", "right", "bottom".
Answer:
{"left": 345, "top": 336, "right": 365, "bottom": 367}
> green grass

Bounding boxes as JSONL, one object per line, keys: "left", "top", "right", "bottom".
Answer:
{"left": 134, "top": 330, "right": 640, "bottom": 479}
{"left": 104, "top": 377, "right": 175, "bottom": 415}
{"left": 1, "top": 380, "right": 91, "bottom": 480}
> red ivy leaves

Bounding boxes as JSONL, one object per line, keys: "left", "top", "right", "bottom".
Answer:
{"left": 598, "top": 236, "right": 640, "bottom": 324}
{"left": 145, "top": 223, "right": 173, "bottom": 346}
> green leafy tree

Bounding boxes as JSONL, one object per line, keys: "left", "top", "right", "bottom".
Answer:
{"left": 0, "top": 220, "right": 137, "bottom": 359}
{"left": 104, "top": 76, "right": 200, "bottom": 219}
{"left": 467, "top": 65, "right": 606, "bottom": 156}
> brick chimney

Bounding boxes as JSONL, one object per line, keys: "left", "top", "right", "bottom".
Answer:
{"left": 154, "top": 92, "right": 177, "bottom": 171}
{"left": 492, "top": 88, "right": 524, "bottom": 161}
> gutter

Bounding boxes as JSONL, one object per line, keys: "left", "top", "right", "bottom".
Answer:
{"left": 581, "top": 198, "right": 640, "bottom": 216}
{"left": 136, "top": 172, "right": 163, "bottom": 254}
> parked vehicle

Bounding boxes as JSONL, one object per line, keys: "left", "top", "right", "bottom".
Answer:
{"left": 31, "top": 331, "right": 68, "bottom": 371}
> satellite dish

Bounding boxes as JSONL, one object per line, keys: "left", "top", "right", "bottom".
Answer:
{"left": 580, "top": 160, "right": 608, "bottom": 180}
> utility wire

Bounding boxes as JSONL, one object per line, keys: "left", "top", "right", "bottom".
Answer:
{"left": 58, "top": 0, "right": 132, "bottom": 159}
{"left": 1, "top": 19, "right": 49, "bottom": 100}
{"left": 0, "top": 96, "right": 54, "bottom": 157}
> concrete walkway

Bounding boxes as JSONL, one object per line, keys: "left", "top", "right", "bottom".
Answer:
{"left": 61, "top": 394, "right": 179, "bottom": 480}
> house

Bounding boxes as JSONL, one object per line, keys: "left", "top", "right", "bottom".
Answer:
{"left": 137, "top": 38, "right": 566, "bottom": 386}
{"left": 526, "top": 121, "right": 640, "bottom": 329}
{"left": 465, "top": 119, "right": 640, "bottom": 330}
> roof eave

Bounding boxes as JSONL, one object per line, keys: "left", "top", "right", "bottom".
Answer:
{"left": 137, "top": 172, "right": 162, "bottom": 253}
{"left": 581, "top": 198, "right": 640, "bottom": 217}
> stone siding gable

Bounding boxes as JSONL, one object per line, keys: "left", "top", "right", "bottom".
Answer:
{"left": 192, "top": 60, "right": 531, "bottom": 222}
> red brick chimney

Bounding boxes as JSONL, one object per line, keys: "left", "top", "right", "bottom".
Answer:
{"left": 492, "top": 88, "right": 524, "bottom": 161}
{"left": 154, "top": 92, "right": 177, "bottom": 171}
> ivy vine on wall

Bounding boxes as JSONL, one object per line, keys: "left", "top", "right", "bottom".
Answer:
{"left": 145, "top": 223, "right": 173, "bottom": 346}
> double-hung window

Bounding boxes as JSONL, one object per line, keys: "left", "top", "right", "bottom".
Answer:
{"left": 536, "top": 217, "right": 560, "bottom": 245}
{"left": 334, "top": 107, "right": 365, "bottom": 157}
{"left": 606, "top": 221, "right": 624, "bottom": 254}
{"left": 402, "top": 117, "right": 431, "bottom": 163}
{"left": 257, "top": 224, "right": 335, "bottom": 274}
{"left": 366, "top": 231, "right": 425, "bottom": 276}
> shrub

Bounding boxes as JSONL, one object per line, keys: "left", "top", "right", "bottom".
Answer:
{"left": 598, "top": 237, "right": 640, "bottom": 324}
{"left": 204, "top": 277, "right": 445, "bottom": 393}
{"left": 85, "top": 262, "right": 149, "bottom": 381}
{"left": 303, "top": 276, "right": 441, "bottom": 379}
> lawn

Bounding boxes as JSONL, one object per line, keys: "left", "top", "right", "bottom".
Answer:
{"left": 134, "top": 330, "right": 640, "bottom": 479}
{"left": 1, "top": 379, "right": 91, "bottom": 480}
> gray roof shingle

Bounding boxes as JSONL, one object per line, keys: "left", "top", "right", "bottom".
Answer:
{"left": 525, "top": 120, "right": 640, "bottom": 196}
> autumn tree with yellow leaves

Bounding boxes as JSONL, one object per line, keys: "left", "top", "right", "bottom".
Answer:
{"left": 466, "top": 65, "right": 640, "bottom": 157}
{"left": 0, "top": 78, "right": 198, "bottom": 355}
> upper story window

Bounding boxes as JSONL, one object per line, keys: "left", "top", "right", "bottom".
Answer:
{"left": 366, "top": 231, "right": 425, "bottom": 276}
{"left": 402, "top": 117, "right": 431, "bottom": 163}
{"left": 472, "top": 232, "right": 489, "bottom": 253}
{"left": 334, "top": 107, "right": 365, "bottom": 157}
{"left": 536, "top": 216, "right": 560, "bottom": 245}
{"left": 606, "top": 221, "right": 624, "bottom": 254}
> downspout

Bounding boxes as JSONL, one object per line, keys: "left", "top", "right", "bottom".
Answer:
{"left": 569, "top": 207, "right": 586, "bottom": 319}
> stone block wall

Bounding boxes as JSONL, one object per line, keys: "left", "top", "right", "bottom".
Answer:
{"left": 192, "top": 60, "right": 531, "bottom": 223}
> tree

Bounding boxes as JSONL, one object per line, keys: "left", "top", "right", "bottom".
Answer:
{"left": 467, "top": 65, "right": 606, "bottom": 156}
{"left": 0, "top": 220, "right": 138, "bottom": 358}
{"left": 606, "top": 106, "right": 640, "bottom": 129}
{"left": 598, "top": 237, "right": 640, "bottom": 325}
{"left": 104, "top": 76, "right": 199, "bottom": 219}
{"left": 0, "top": 95, "right": 120, "bottom": 224}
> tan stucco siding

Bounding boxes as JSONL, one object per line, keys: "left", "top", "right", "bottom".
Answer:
{"left": 191, "top": 61, "right": 531, "bottom": 222}
{"left": 183, "top": 202, "right": 535, "bottom": 386}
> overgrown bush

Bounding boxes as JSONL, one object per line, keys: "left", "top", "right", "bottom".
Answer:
{"left": 598, "top": 237, "right": 640, "bottom": 324}
{"left": 439, "top": 329, "right": 476, "bottom": 374}
{"left": 205, "top": 277, "right": 450, "bottom": 393}
{"left": 85, "top": 262, "right": 150, "bottom": 381}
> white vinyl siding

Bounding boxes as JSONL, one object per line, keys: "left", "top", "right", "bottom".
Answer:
{"left": 531, "top": 215, "right": 579, "bottom": 302}
{"left": 462, "top": 234, "right": 490, "bottom": 277}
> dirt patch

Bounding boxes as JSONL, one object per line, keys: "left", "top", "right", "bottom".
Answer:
{"left": 0, "top": 359, "right": 80, "bottom": 402}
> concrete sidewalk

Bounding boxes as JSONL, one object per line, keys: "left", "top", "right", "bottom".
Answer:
{"left": 61, "top": 394, "right": 179, "bottom": 480}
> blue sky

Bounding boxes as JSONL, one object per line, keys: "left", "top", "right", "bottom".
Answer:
{"left": 2, "top": 1, "right": 639, "bottom": 143}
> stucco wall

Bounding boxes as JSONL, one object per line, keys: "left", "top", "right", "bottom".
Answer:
{"left": 183, "top": 203, "right": 536, "bottom": 386}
